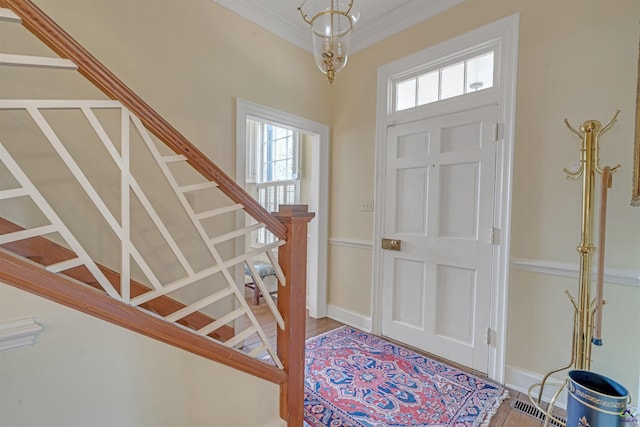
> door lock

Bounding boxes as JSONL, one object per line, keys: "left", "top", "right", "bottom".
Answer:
{"left": 382, "top": 238, "right": 402, "bottom": 251}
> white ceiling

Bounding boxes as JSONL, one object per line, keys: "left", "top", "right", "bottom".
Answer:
{"left": 210, "top": 0, "right": 465, "bottom": 54}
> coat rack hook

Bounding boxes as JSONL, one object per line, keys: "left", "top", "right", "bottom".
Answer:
{"left": 599, "top": 110, "right": 620, "bottom": 136}
{"left": 564, "top": 118, "right": 582, "bottom": 139}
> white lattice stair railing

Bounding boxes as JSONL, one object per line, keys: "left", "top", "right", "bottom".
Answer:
{"left": 0, "top": 99, "right": 286, "bottom": 368}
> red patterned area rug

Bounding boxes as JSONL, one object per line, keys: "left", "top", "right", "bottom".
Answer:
{"left": 303, "top": 326, "right": 508, "bottom": 427}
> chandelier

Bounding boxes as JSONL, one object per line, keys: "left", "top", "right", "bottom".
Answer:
{"left": 298, "top": 0, "right": 359, "bottom": 84}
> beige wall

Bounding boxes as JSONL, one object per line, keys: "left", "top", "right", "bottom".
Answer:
{"left": 32, "top": 0, "right": 332, "bottom": 171}
{"left": 0, "top": 283, "right": 284, "bottom": 427}
{"left": 329, "top": 0, "right": 639, "bottom": 400}
{"left": 2, "top": 0, "right": 639, "bottom": 421}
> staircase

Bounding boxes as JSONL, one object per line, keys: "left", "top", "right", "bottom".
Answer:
{"left": 0, "top": 1, "right": 313, "bottom": 425}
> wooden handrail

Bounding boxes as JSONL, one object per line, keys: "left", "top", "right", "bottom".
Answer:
{"left": 0, "top": 249, "right": 288, "bottom": 385}
{"left": 0, "top": 0, "right": 287, "bottom": 241}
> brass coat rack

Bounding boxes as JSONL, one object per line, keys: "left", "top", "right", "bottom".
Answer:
{"left": 528, "top": 111, "right": 620, "bottom": 426}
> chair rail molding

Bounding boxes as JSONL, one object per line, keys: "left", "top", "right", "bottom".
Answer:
{"left": 328, "top": 237, "right": 374, "bottom": 250}
{"left": 0, "top": 317, "right": 43, "bottom": 352}
{"left": 510, "top": 258, "right": 640, "bottom": 288}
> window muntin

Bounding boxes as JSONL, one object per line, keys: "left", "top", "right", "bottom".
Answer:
{"left": 260, "top": 123, "right": 298, "bottom": 183}
{"left": 396, "top": 78, "right": 417, "bottom": 111}
{"left": 466, "top": 51, "right": 494, "bottom": 92}
{"left": 440, "top": 62, "right": 465, "bottom": 100}
{"left": 417, "top": 71, "right": 439, "bottom": 105}
{"left": 394, "top": 50, "right": 495, "bottom": 112}
{"left": 246, "top": 118, "right": 300, "bottom": 245}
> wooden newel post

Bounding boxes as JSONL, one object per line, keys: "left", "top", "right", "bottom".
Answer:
{"left": 273, "top": 205, "right": 315, "bottom": 426}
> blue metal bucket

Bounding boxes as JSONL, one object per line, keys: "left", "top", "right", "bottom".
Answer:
{"left": 567, "top": 370, "right": 629, "bottom": 427}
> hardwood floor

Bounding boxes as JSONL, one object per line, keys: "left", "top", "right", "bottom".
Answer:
{"left": 244, "top": 290, "right": 565, "bottom": 427}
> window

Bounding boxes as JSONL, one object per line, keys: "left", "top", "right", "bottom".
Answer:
{"left": 246, "top": 118, "right": 300, "bottom": 245}
{"left": 394, "top": 50, "right": 495, "bottom": 112}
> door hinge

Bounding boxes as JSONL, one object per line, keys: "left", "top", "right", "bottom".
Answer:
{"left": 494, "top": 123, "right": 504, "bottom": 141}
{"left": 488, "top": 227, "right": 500, "bottom": 245}
{"left": 486, "top": 327, "right": 492, "bottom": 345}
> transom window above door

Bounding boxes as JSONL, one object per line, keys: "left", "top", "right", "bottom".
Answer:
{"left": 394, "top": 50, "right": 495, "bottom": 112}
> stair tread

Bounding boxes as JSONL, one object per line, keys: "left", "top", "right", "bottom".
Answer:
{"left": 0, "top": 53, "right": 77, "bottom": 70}
{"left": 0, "top": 8, "right": 20, "bottom": 22}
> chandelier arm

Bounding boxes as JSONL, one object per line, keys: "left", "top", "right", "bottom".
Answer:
{"left": 344, "top": 0, "right": 354, "bottom": 17}
{"left": 297, "top": 6, "right": 313, "bottom": 26}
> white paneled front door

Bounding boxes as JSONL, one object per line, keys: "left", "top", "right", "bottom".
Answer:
{"left": 380, "top": 104, "right": 498, "bottom": 373}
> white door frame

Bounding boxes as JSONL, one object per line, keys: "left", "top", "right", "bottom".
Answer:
{"left": 235, "top": 98, "right": 330, "bottom": 318}
{"left": 371, "top": 14, "right": 519, "bottom": 383}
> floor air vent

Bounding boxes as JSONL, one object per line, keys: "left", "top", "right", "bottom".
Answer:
{"left": 512, "top": 399, "right": 565, "bottom": 426}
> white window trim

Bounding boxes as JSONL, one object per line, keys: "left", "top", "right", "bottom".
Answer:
{"left": 235, "top": 98, "right": 330, "bottom": 318}
{"left": 372, "top": 14, "right": 519, "bottom": 384}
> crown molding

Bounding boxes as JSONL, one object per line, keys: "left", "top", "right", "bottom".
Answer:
{"left": 210, "top": 0, "right": 466, "bottom": 55}
{"left": 211, "top": 0, "right": 311, "bottom": 53}
{"left": 350, "top": 0, "right": 466, "bottom": 54}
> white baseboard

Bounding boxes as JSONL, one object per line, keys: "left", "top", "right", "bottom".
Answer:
{"left": 327, "top": 304, "right": 372, "bottom": 332}
{"left": 505, "top": 364, "right": 568, "bottom": 409}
